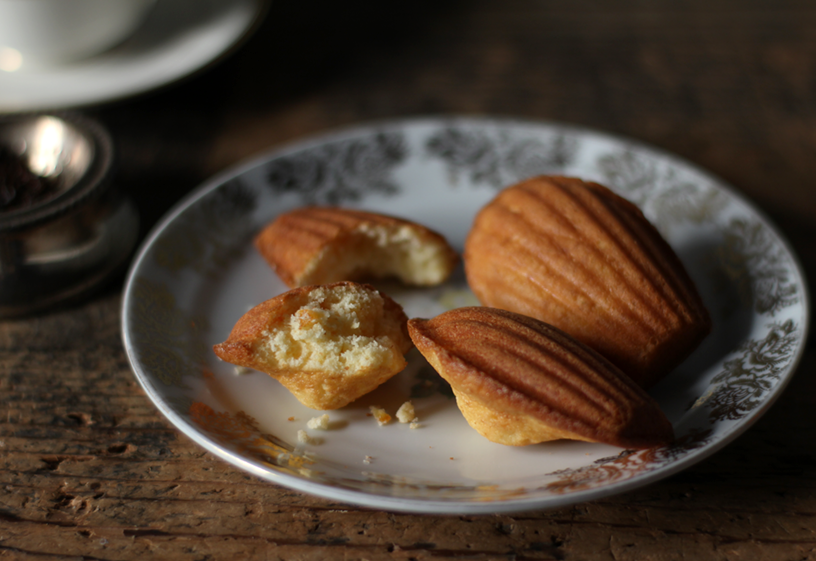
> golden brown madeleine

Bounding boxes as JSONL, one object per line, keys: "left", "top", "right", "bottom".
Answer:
{"left": 213, "top": 282, "right": 413, "bottom": 410}
{"left": 464, "top": 175, "right": 711, "bottom": 388}
{"left": 408, "top": 307, "right": 674, "bottom": 449}
{"left": 255, "top": 206, "right": 459, "bottom": 288}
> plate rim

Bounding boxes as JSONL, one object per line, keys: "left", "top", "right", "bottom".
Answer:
{"left": 121, "top": 115, "right": 811, "bottom": 514}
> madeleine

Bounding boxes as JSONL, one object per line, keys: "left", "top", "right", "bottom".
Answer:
{"left": 214, "top": 282, "right": 413, "bottom": 410}
{"left": 408, "top": 307, "right": 674, "bottom": 449}
{"left": 464, "top": 176, "right": 710, "bottom": 388}
{"left": 255, "top": 206, "right": 458, "bottom": 288}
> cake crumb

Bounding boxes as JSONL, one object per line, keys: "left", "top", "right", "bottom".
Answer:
{"left": 307, "top": 414, "right": 330, "bottom": 430}
{"left": 409, "top": 420, "right": 421, "bottom": 429}
{"left": 288, "top": 416, "right": 296, "bottom": 422}
{"left": 297, "top": 430, "right": 321, "bottom": 445}
{"left": 363, "top": 455, "right": 374, "bottom": 464}
{"left": 369, "top": 406, "right": 391, "bottom": 426}
{"left": 396, "top": 401, "right": 416, "bottom": 424}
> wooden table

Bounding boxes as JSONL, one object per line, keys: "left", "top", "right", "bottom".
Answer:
{"left": 3, "top": 1, "right": 816, "bottom": 559}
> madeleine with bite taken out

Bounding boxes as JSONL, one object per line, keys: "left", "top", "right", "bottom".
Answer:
{"left": 214, "top": 282, "right": 413, "bottom": 410}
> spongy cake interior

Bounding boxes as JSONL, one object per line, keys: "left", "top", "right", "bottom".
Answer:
{"left": 258, "top": 284, "right": 407, "bottom": 377}
{"left": 302, "top": 223, "right": 453, "bottom": 286}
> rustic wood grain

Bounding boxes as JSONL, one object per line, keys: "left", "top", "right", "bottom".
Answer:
{"left": 3, "top": 0, "right": 816, "bottom": 559}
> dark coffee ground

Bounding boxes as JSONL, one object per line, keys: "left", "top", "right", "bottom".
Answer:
{"left": 0, "top": 146, "right": 59, "bottom": 212}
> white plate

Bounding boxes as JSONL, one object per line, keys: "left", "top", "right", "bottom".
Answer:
{"left": 121, "top": 117, "right": 810, "bottom": 514}
{"left": 0, "top": 0, "right": 266, "bottom": 112}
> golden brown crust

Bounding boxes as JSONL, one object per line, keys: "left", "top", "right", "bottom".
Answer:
{"left": 464, "top": 175, "right": 711, "bottom": 388}
{"left": 407, "top": 307, "right": 675, "bottom": 449}
{"left": 255, "top": 206, "right": 458, "bottom": 288}
{"left": 213, "top": 282, "right": 412, "bottom": 410}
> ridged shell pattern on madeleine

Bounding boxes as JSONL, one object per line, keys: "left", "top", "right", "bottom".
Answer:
{"left": 255, "top": 206, "right": 459, "bottom": 288}
{"left": 464, "top": 176, "right": 711, "bottom": 388}
{"left": 407, "top": 307, "right": 675, "bottom": 449}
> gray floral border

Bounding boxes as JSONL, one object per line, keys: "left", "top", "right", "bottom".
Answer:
{"left": 425, "top": 125, "right": 578, "bottom": 188}
{"left": 264, "top": 131, "right": 408, "bottom": 204}
{"left": 127, "top": 276, "right": 210, "bottom": 389}
{"left": 151, "top": 177, "right": 258, "bottom": 279}
{"left": 698, "top": 319, "right": 801, "bottom": 423}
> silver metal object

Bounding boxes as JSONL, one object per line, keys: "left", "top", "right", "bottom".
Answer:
{"left": 0, "top": 112, "right": 138, "bottom": 317}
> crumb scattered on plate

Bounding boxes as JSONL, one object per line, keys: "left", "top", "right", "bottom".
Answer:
{"left": 369, "top": 406, "right": 391, "bottom": 426}
{"left": 297, "top": 430, "right": 321, "bottom": 445}
{"left": 363, "top": 455, "right": 374, "bottom": 464}
{"left": 396, "top": 401, "right": 416, "bottom": 423}
{"left": 307, "top": 414, "right": 330, "bottom": 430}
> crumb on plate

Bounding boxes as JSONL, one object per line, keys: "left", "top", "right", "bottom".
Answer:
{"left": 307, "top": 414, "right": 330, "bottom": 430}
{"left": 369, "top": 406, "right": 391, "bottom": 426}
{"left": 297, "top": 430, "right": 321, "bottom": 445}
{"left": 396, "top": 401, "right": 416, "bottom": 424}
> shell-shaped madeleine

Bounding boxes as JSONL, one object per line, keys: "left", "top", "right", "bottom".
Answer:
{"left": 213, "top": 282, "right": 413, "bottom": 410}
{"left": 407, "top": 307, "right": 674, "bottom": 449}
{"left": 464, "top": 176, "right": 711, "bottom": 388}
{"left": 255, "top": 206, "right": 458, "bottom": 288}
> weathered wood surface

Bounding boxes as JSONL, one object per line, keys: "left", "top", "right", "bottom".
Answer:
{"left": 3, "top": 0, "right": 816, "bottom": 559}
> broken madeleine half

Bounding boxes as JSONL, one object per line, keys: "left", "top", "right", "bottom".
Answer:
{"left": 255, "top": 206, "right": 459, "bottom": 288}
{"left": 213, "top": 282, "right": 413, "bottom": 410}
{"left": 407, "top": 307, "right": 674, "bottom": 449}
{"left": 464, "top": 175, "right": 711, "bottom": 388}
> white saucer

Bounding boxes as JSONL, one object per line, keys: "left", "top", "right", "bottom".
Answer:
{"left": 0, "top": 0, "right": 267, "bottom": 112}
